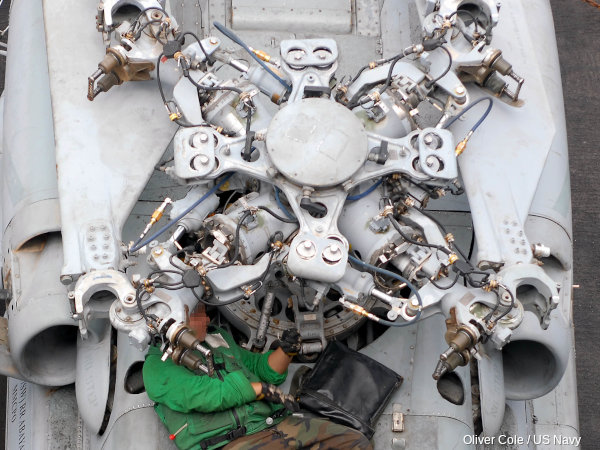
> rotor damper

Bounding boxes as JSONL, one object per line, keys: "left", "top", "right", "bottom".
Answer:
{"left": 266, "top": 98, "right": 368, "bottom": 188}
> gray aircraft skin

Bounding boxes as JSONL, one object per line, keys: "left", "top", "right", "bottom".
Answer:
{"left": 0, "top": 0, "right": 580, "bottom": 448}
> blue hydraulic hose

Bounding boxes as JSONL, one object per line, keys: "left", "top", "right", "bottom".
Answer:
{"left": 443, "top": 97, "right": 493, "bottom": 132}
{"left": 273, "top": 187, "right": 297, "bottom": 220}
{"left": 348, "top": 254, "right": 423, "bottom": 326}
{"left": 212, "top": 21, "right": 292, "bottom": 92}
{"left": 347, "top": 179, "right": 383, "bottom": 201}
{"left": 129, "top": 173, "right": 234, "bottom": 253}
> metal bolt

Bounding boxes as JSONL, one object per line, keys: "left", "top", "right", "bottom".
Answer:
{"left": 196, "top": 154, "right": 210, "bottom": 166}
{"left": 296, "top": 240, "right": 316, "bottom": 259}
{"left": 209, "top": 37, "right": 218, "bottom": 45}
{"left": 60, "top": 275, "right": 73, "bottom": 285}
{"left": 322, "top": 243, "right": 343, "bottom": 263}
{"left": 199, "top": 133, "right": 209, "bottom": 143}
{"left": 424, "top": 134, "right": 433, "bottom": 145}
{"left": 294, "top": 51, "right": 305, "bottom": 60}
{"left": 455, "top": 85, "right": 466, "bottom": 95}
{"left": 425, "top": 155, "right": 436, "bottom": 167}
{"left": 222, "top": 145, "right": 231, "bottom": 155}
{"left": 153, "top": 247, "right": 163, "bottom": 256}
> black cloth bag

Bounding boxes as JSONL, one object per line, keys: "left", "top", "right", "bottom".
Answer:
{"left": 296, "top": 340, "right": 403, "bottom": 439}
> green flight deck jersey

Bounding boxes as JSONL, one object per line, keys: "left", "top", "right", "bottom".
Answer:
{"left": 143, "top": 328, "right": 288, "bottom": 450}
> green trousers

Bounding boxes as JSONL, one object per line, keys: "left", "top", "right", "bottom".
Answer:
{"left": 223, "top": 416, "right": 372, "bottom": 450}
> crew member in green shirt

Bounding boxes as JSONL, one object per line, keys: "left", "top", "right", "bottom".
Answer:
{"left": 143, "top": 307, "right": 372, "bottom": 450}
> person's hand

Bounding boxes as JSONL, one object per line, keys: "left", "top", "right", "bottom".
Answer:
{"left": 259, "top": 382, "right": 299, "bottom": 412}
{"left": 278, "top": 329, "right": 302, "bottom": 356}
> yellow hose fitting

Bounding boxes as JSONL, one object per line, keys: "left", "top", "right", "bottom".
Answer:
{"left": 173, "top": 51, "right": 183, "bottom": 61}
{"left": 369, "top": 61, "right": 377, "bottom": 69}
{"left": 251, "top": 48, "right": 271, "bottom": 63}
{"left": 169, "top": 112, "right": 181, "bottom": 121}
{"left": 448, "top": 253, "right": 459, "bottom": 265}
{"left": 483, "top": 280, "right": 499, "bottom": 292}
{"left": 445, "top": 233, "right": 455, "bottom": 244}
{"left": 455, "top": 130, "right": 474, "bottom": 156}
{"left": 139, "top": 198, "right": 172, "bottom": 240}
{"left": 455, "top": 138, "right": 468, "bottom": 156}
{"left": 381, "top": 205, "right": 394, "bottom": 217}
{"left": 369, "top": 91, "right": 381, "bottom": 103}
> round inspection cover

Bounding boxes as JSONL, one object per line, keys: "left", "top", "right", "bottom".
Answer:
{"left": 266, "top": 98, "right": 368, "bottom": 188}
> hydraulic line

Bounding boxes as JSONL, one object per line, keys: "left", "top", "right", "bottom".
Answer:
{"left": 130, "top": 173, "right": 234, "bottom": 252}
{"left": 212, "top": 21, "right": 291, "bottom": 92}
{"left": 348, "top": 254, "right": 423, "bottom": 326}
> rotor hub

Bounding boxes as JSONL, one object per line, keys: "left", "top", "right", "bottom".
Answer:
{"left": 266, "top": 98, "right": 368, "bottom": 188}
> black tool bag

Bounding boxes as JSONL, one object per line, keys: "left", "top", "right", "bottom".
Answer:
{"left": 296, "top": 340, "right": 403, "bottom": 439}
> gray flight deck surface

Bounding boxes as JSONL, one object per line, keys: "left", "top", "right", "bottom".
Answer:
{"left": 0, "top": 0, "right": 599, "bottom": 448}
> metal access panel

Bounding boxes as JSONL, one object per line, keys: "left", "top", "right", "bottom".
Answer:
{"left": 231, "top": 0, "right": 352, "bottom": 34}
